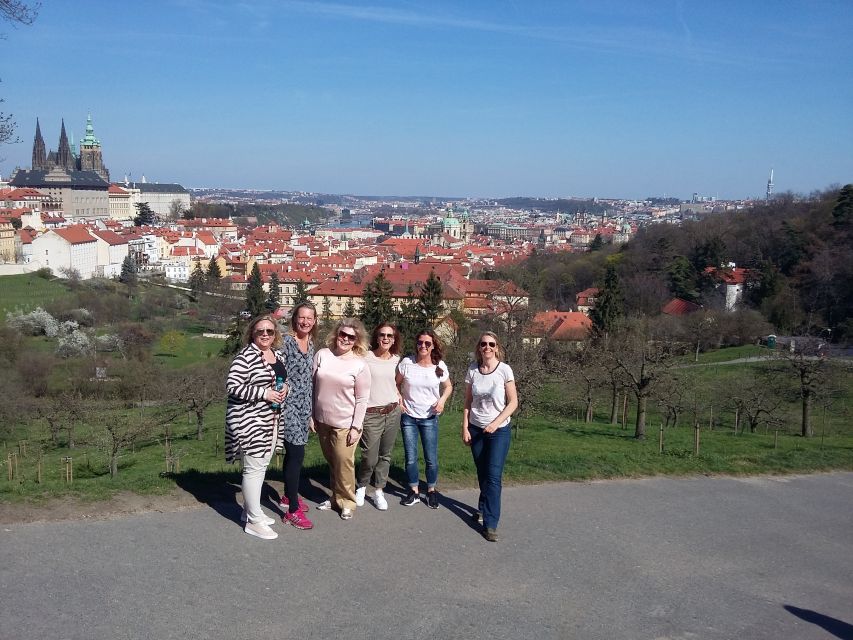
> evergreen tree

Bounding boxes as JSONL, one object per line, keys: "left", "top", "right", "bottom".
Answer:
{"left": 119, "top": 255, "right": 138, "bottom": 286}
{"left": 206, "top": 257, "right": 222, "bottom": 280}
{"left": 320, "top": 297, "right": 335, "bottom": 335}
{"left": 590, "top": 264, "right": 623, "bottom": 335}
{"left": 245, "top": 263, "right": 266, "bottom": 317}
{"left": 343, "top": 297, "right": 357, "bottom": 318}
{"left": 398, "top": 284, "right": 426, "bottom": 353}
{"left": 832, "top": 183, "right": 853, "bottom": 232}
{"left": 360, "top": 271, "right": 395, "bottom": 331}
{"left": 266, "top": 273, "right": 281, "bottom": 310}
{"left": 667, "top": 255, "right": 698, "bottom": 301}
{"left": 419, "top": 269, "right": 444, "bottom": 327}
{"left": 133, "top": 202, "right": 156, "bottom": 227}
{"left": 294, "top": 279, "right": 309, "bottom": 306}
{"left": 220, "top": 316, "right": 245, "bottom": 356}
{"left": 188, "top": 261, "right": 206, "bottom": 298}
{"left": 589, "top": 233, "right": 605, "bottom": 251}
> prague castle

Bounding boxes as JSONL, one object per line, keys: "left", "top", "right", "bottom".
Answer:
{"left": 30, "top": 115, "right": 110, "bottom": 181}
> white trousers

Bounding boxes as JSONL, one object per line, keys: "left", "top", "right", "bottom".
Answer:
{"left": 242, "top": 447, "right": 274, "bottom": 524}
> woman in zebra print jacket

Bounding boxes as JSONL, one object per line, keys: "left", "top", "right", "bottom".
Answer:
{"left": 226, "top": 315, "right": 289, "bottom": 540}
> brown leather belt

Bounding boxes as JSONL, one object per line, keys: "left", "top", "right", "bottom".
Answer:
{"left": 365, "top": 402, "right": 399, "bottom": 415}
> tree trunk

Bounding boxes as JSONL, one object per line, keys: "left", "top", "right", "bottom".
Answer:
{"left": 609, "top": 383, "right": 619, "bottom": 424}
{"left": 801, "top": 388, "right": 814, "bottom": 438}
{"left": 110, "top": 453, "right": 119, "bottom": 478}
{"left": 585, "top": 400, "right": 594, "bottom": 423}
{"left": 196, "top": 409, "right": 205, "bottom": 441}
{"left": 634, "top": 393, "right": 647, "bottom": 440}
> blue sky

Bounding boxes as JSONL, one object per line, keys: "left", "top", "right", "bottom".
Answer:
{"left": 2, "top": 0, "right": 851, "bottom": 199}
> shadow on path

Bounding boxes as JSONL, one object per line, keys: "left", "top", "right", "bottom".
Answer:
{"left": 784, "top": 605, "right": 853, "bottom": 640}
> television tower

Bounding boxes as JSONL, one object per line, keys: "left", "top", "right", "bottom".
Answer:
{"left": 766, "top": 168, "right": 774, "bottom": 201}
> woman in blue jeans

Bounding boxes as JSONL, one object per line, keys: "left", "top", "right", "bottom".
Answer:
{"left": 396, "top": 329, "right": 452, "bottom": 509}
{"left": 461, "top": 331, "right": 518, "bottom": 542}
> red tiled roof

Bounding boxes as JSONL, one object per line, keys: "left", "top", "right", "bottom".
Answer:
{"left": 54, "top": 225, "right": 95, "bottom": 245}
{"left": 108, "top": 184, "right": 129, "bottom": 194}
{"left": 661, "top": 298, "right": 702, "bottom": 316}
{"left": 90, "top": 229, "right": 127, "bottom": 246}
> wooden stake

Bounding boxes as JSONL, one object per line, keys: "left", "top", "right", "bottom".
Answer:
{"left": 774, "top": 430, "right": 779, "bottom": 449}
{"left": 734, "top": 408, "right": 739, "bottom": 435}
{"left": 693, "top": 426, "right": 700, "bottom": 456}
{"left": 62, "top": 456, "right": 73, "bottom": 483}
{"left": 659, "top": 424, "right": 664, "bottom": 454}
{"left": 622, "top": 394, "right": 628, "bottom": 430}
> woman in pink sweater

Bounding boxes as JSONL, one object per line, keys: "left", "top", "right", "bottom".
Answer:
{"left": 312, "top": 318, "right": 372, "bottom": 520}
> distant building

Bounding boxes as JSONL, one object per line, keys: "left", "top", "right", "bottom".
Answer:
{"left": 30, "top": 116, "right": 110, "bottom": 181}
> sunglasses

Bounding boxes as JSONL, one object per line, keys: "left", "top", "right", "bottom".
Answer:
{"left": 254, "top": 328, "right": 276, "bottom": 336}
{"left": 378, "top": 333, "right": 395, "bottom": 339}
{"left": 480, "top": 341, "right": 497, "bottom": 348}
{"left": 338, "top": 331, "right": 357, "bottom": 341}
{"left": 417, "top": 340, "right": 433, "bottom": 347}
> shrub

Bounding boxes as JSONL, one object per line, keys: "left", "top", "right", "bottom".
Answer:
{"left": 56, "top": 329, "right": 93, "bottom": 358}
{"left": 35, "top": 267, "right": 53, "bottom": 279}
{"left": 6, "top": 307, "right": 60, "bottom": 337}
{"left": 95, "top": 333, "right": 124, "bottom": 353}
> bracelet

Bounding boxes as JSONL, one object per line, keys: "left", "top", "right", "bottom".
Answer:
{"left": 350, "top": 426, "right": 363, "bottom": 433}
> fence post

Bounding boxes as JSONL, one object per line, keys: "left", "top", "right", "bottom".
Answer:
{"left": 62, "top": 456, "right": 73, "bottom": 483}
{"left": 693, "top": 425, "right": 700, "bottom": 456}
{"left": 734, "top": 408, "right": 739, "bottom": 435}
{"left": 659, "top": 424, "right": 664, "bottom": 454}
{"left": 774, "top": 430, "right": 779, "bottom": 449}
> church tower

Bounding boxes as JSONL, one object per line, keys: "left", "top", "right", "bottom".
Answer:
{"left": 32, "top": 118, "right": 47, "bottom": 170}
{"left": 78, "top": 114, "right": 109, "bottom": 181}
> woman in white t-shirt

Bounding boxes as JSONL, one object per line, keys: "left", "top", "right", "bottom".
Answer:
{"left": 461, "top": 331, "right": 518, "bottom": 542}
{"left": 395, "top": 329, "right": 452, "bottom": 509}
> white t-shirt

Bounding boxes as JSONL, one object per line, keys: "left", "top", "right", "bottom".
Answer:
{"left": 397, "top": 356, "right": 449, "bottom": 419}
{"left": 465, "top": 361, "right": 515, "bottom": 429}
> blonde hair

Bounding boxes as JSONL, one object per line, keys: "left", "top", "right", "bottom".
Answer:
{"left": 326, "top": 317, "right": 369, "bottom": 356}
{"left": 244, "top": 315, "right": 284, "bottom": 349}
{"left": 475, "top": 331, "right": 504, "bottom": 366}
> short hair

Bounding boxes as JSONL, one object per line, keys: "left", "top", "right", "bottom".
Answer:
{"left": 370, "top": 322, "right": 401, "bottom": 356}
{"left": 475, "top": 331, "right": 504, "bottom": 366}
{"left": 243, "top": 314, "right": 283, "bottom": 349}
{"left": 325, "top": 317, "right": 370, "bottom": 356}
{"left": 289, "top": 301, "right": 319, "bottom": 341}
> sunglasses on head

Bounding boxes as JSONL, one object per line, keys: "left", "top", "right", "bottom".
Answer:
{"left": 254, "top": 328, "right": 275, "bottom": 336}
{"left": 480, "top": 341, "right": 496, "bottom": 348}
{"left": 338, "top": 330, "right": 356, "bottom": 341}
{"left": 378, "top": 332, "right": 394, "bottom": 338}
{"left": 417, "top": 340, "right": 433, "bottom": 347}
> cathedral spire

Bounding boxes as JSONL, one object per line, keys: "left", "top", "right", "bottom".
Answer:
{"left": 32, "top": 118, "right": 46, "bottom": 170}
{"left": 57, "top": 119, "right": 74, "bottom": 171}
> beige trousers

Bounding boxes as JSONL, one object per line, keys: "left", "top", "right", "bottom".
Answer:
{"left": 315, "top": 421, "right": 357, "bottom": 511}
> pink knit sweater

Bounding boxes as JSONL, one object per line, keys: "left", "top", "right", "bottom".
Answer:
{"left": 312, "top": 348, "right": 372, "bottom": 430}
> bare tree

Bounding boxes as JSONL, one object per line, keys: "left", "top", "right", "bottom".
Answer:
{"left": 95, "top": 412, "right": 157, "bottom": 478}
{"left": 772, "top": 337, "right": 834, "bottom": 437}
{"left": 730, "top": 377, "right": 784, "bottom": 433}
{"left": 168, "top": 360, "right": 228, "bottom": 440}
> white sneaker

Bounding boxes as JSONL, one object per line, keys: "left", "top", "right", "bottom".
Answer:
{"left": 241, "top": 511, "right": 275, "bottom": 526}
{"left": 244, "top": 521, "right": 278, "bottom": 540}
{"left": 340, "top": 507, "right": 353, "bottom": 520}
{"left": 373, "top": 489, "right": 388, "bottom": 511}
{"left": 316, "top": 500, "right": 332, "bottom": 511}
{"left": 355, "top": 486, "right": 366, "bottom": 507}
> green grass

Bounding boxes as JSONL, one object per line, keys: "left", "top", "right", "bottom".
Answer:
{"left": 693, "top": 344, "right": 768, "bottom": 364}
{"left": 2, "top": 347, "right": 851, "bottom": 505}
{"left": 0, "top": 274, "right": 70, "bottom": 316}
{"left": 153, "top": 335, "right": 226, "bottom": 367}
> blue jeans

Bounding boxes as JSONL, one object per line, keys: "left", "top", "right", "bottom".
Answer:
{"left": 469, "top": 424, "right": 511, "bottom": 529}
{"left": 400, "top": 413, "right": 439, "bottom": 490}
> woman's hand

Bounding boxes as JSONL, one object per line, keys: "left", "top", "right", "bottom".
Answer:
{"left": 265, "top": 388, "right": 286, "bottom": 405}
{"left": 483, "top": 422, "right": 498, "bottom": 434}
{"left": 432, "top": 399, "right": 446, "bottom": 415}
{"left": 461, "top": 427, "right": 472, "bottom": 446}
{"left": 308, "top": 417, "right": 316, "bottom": 433}
{"left": 346, "top": 427, "right": 362, "bottom": 446}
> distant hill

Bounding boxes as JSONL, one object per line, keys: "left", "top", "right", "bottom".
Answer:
{"left": 496, "top": 197, "right": 608, "bottom": 215}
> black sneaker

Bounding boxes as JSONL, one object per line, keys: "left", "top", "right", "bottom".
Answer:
{"left": 427, "top": 491, "right": 439, "bottom": 509}
{"left": 483, "top": 527, "right": 498, "bottom": 542}
{"left": 471, "top": 511, "right": 483, "bottom": 525}
{"left": 401, "top": 491, "right": 420, "bottom": 506}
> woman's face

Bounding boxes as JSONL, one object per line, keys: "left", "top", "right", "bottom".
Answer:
{"left": 376, "top": 326, "right": 395, "bottom": 352}
{"left": 294, "top": 308, "right": 316, "bottom": 338}
{"left": 335, "top": 325, "right": 357, "bottom": 355}
{"left": 252, "top": 320, "right": 277, "bottom": 350}
{"left": 479, "top": 334, "right": 498, "bottom": 359}
{"left": 416, "top": 333, "right": 434, "bottom": 358}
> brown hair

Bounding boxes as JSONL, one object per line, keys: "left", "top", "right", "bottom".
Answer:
{"left": 243, "top": 315, "right": 284, "bottom": 349}
{"left": 475, "top": 331, "right": 504, "bottom": 366}
{"left": 370, "top": 322, "right": 401, "bottom": 356}
{"left": 325, "top": 317, "right": 370, "bottom": 356}
{"left": 289, "top": 301, "right": 319, "bottom": 341}
{"left": 415, "top": 328, "right": 445, "bottom": 377}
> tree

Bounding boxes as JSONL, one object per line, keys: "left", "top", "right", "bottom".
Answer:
{"left": 590, "top": 263, "right": 623, "bottom": 336}
{"left": 133, "top": 202, "right": 156, "bottom": 227}
{"left": 293, "top": 279, "right": 309, "bottom": 306}
{"left": 245, "top": 262, "right": 265, "bottom": 317}
{"left": 342, "top": 297, "right": 357, "bottom": 318}
{"left": 119, "top": 255, "right": 138, "bottom": 287}
{"left": 188, "top": 261, "right": 206, "bottom": 299}
{"left": 320, "top": 296, "right": 335, "bottom": 334}
{"left": 397, "top": 284, "right": 425, "bottom": 353}
{"left": 419, "top": 269, "right": 444, "bottom": 326}
{"left": 360, "top": 271, "right": 394, "bottom": 331}
{"left": 168, "top": 199, "right": 185, "bottom": 221}
{"left": 168, "top": 361, "right": 228, "bottom": 440}
{"left": 157, "top": 330, "right": 186, "bottom": 358}
{"left": 831, "top": 184, "right": 853, "bottom": 232}
{"left": 266, "top": 273, "right": 281, "bottom": 310}
{"left": 589, "top": 233, "right": 605, "bottom": 251}
{"left": 773, "top": 337, "right": 833, "bottom": 438}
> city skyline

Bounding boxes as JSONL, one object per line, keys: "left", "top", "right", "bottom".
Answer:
{"left": 2, "top": 1, "right": 851, "bottom": 200}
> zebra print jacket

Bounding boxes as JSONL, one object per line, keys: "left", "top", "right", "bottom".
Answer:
{"left": 225, "top": 343, "right": 285, "bottom": 463}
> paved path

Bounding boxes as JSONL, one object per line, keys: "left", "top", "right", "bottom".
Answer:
{"left": 2, "top": 473, "right": 852, "bottom": 640}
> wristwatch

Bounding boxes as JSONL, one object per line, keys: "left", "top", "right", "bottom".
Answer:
{"left": 350, "top": 426, "right": 363, "bottom": 433}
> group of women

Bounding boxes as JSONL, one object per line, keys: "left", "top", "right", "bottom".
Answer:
{"left": 225, "top": 302, "right": 518, "bottom": 544}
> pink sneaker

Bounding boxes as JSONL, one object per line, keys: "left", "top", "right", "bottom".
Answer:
{"left": 279, "top": 495, "right": 309, "bottom": 513}
{"left": 283, "top": 509, "right": 314, "bottom": 530}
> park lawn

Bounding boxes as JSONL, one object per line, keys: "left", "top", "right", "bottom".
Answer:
{"left": 0, "top": 274, "right": 70, "bottom": 316}
{"left": 153, "top": 334, "right": 226, "bottom": 368}
{"left": 693, "top": 344, "right": 768, "bottom": 364}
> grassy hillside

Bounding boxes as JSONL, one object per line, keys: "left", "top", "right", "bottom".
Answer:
{"left": 0, "top": 273, "right": 71, "bottom": 316}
